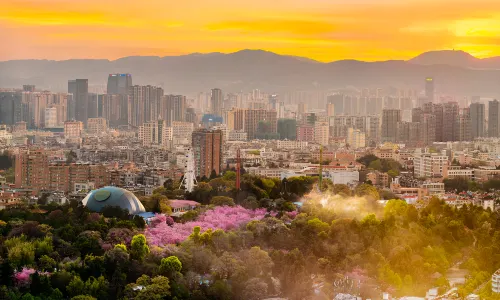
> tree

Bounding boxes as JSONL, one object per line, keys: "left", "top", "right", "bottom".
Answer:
{"left": 241, "top": 278, "right": 268, "bottom": 300}
{"left": 130, "top": 234, "right": 149, "bottom": 261}
{"left": 67, "top": 276, "right": 85, "bottom": 298}
{"left": 443, "top": 177, "right": 470, "bottom": 192}
{"left": 355, "top": 183, "right": 380, "bottom": 200}
{"left": 124, "top": 275, "right": 171, "bottom": 300}
{"left": 368, "top": 159, "right": 382, "bottom": 171}
{"left": 357, "top": 154, "right": 379, "bottom": 167}
{"left": 210, "top": 196, "right": 235, "bottom": 207}
{"left": 159, "top": 256, "right": 182, "bottom": 277}
{"left": 74, "top": 231, "right": 103, "bottom": 259}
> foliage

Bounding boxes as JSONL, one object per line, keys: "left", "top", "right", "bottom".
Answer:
{"left": 210, "top": 196, "right": 235, "bottom": 207}
{"left": 130, "top": 234, "right": 149, "bottom": 261}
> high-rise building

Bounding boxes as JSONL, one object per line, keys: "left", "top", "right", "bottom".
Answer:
{"left": 161, "top": 95, "right": 186, "bottom": 126}
{"left": 347, "top": 128, "right": 366, "bottom": 149}
{"left": 23, "top": 85, "right": 36, "bottom": 92}
{"left": 420, "top": 114, "right": 436, "bottom": 145}
{"left": 314, "top": 121, "right": 329, "bottom": 146}
{"left": 0, "top": 92, "right": 22, "bottom": 125}
{"left": 412, "top": 107, "right": 423, "bottom": 123}
{"left": 277, "top": 119, "right": 297, "bottom": 140}
{"left": 138, "top": 120, "right": 168, "bottom": 147}
{"left": 327, "top": 94, "right": 344, "bottom": 115}
{"left": 489, "top": 100, "right": 500, "bottom": 138}
{"left": 425, "top": 77, "right": 434, "bottom": 102}
{"left": 64, "top": 121, "right": 83, "bottom": 138}
{"left": 459, "top": 113, "right": 472, "bottom": 142}
{"left": 68, "top": 79, "right": 88, "bottom": 125}
{"left": 432, "top": 103, "right": 444, "bottom": 142}
{"left": 107, "top": 74, "right": 132, "bottom": 95}
{"left": 211, "top": 88, "right": 223, "bottom": 117}
{"left": 100, "top": 94, "right": 128, "bottom": 127}
{"left": 44, "top": 107, "right": 57, "bottom": 128}
{"left": 397, "top": 121, "right": 421, "bottom": 145}
{"left": 296, "top": 125, "right": 314, "bottom": 142}
{"left": 129, "top": 85, "right": 164, "bottom": 127}
{"left": 469, "top": 102, "right": 485, "bottom": 139}
{"left": 327, "top": 103, "right": 335, "bottom": 117}
{"left": 87, "top": 118, "right": 108, "bottom": 135}
{"left": 442, "top": 102, "right": 460, "bottom": 142}
{"left": 231, "top": 109, "right": 277, "bottom": 140}
{"left": 381, "top": 109, "right": 402, "bottom": 143}
{"left": 87, "top": 93, "right": 99, "bottom": 119}
{"left": 15, "top": 149, "right": 49, "bottom": 192}
{"left": 172, "top": 121, "right": 194, "bottom": 145}
{"left": 192, "top": 129, "right": 223, "bottom": 178}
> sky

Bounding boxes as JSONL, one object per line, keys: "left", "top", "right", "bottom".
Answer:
{"left": 2, "top": 0, "right": 500, "bottom": 62}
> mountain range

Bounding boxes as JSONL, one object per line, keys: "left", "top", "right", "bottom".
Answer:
{"left": 1, "top": 49, "right": 500, "bottom": 96}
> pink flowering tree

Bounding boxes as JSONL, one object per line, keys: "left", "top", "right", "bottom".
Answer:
{"left": 146, "top": 206, "right": 267, "bottom": 247}
{"left": 14, "top": 268, "right": 36, "bottom": 287}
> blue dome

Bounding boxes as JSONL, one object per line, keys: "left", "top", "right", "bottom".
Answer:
{"left": 82, "top": 186, "right": 146, "bottom": 215}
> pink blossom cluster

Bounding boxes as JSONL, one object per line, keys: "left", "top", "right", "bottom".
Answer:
{"left": 14, "top": 268, "right": 36, "bottom": 286}
{"left": 146, "top": 206, "right": 267, "bottom": 246}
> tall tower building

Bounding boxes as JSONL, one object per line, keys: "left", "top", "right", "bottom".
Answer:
{"left": 327, "top": 94, "right": 344, "bottom": 115}
{"left": 420, "top": 114, "right": 436, "bottom": 145}
{"left": 211, "top": 88, "right": 223, "bottom": 117}
{"left": 442, "top": 102, "right": 460, "bottom": 142}
{"left": 381, "top": 109, "right": 402, "bottom": 143}
{"left": 129, "top": 85, "right": 164, "bottom": 127}
{"left": 107, "top": 74, "right": 132, "bottom": 95}
{"left": 469, "top": 102, "right": 485, "bottom": 139}
{"left": 425, "top": 77, "right": 435, "bottom": 102}
{"left": 432, "top": 104, "right": 444, "bottom": 142}
{"left": 192, "top": 129, "right": 223, "bottom": 178}
{"left": 68, "top": 79, "right": 88, "bottom": 125}
{"left": 489, "top": 100, "right": 500, "bottom": 138}
{"left": 161, "top": 95, "right": 186, "bottom": 126}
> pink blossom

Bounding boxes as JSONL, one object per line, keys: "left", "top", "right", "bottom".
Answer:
{"left": 145, "top": 206, "right": 267, "bottom": 247}
{"left": 287, "top": 211, "right": 298, "bottom": 219}
{"left": 14, "top": 268, "right": 36, "bottom": 287}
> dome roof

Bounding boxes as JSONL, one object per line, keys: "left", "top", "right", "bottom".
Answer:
{"left": 82, "top": 186, "right": 146, "bottom": 215}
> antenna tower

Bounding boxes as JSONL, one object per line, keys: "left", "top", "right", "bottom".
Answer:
{"left": 180, "top": 148, "right": 197, "bottom": 193}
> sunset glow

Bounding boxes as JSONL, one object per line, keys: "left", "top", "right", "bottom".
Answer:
{"left": 2, "top": 0, "right": 500, "bottom": 61}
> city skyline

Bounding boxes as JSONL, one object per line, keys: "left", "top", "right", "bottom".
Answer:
{"left": 3, "top": 0, "right": 500, "bottom": 61}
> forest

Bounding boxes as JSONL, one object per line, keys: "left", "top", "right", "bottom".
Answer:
{"left": 0, "top": 173, "right": 499, "bottom": 299}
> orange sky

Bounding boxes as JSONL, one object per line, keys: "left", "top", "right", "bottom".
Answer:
{"left": 2, "top": 0, "right": 500, "bottom": 61}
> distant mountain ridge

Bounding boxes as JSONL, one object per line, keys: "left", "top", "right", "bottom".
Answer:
{"left": 1, "top": 49, "right": 500, "bottom": 96}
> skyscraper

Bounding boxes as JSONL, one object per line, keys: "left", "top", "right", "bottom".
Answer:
{"left": 231, "top": 109, "right": 277, "bottom": 140}
{"left": 327, "top": 94, "right": 344, "bottom": 115}
{"left": 420, "top": 114, "right": 436, "bottom": 145}
{"left": 0, "top": 92, "right": 22, "bottom": 125}
{"left": 277, "top": 119, "right": 297, "bottom": 140}
{"left": 381, "top": 109, "right": 402, "bottom": 142}
{"left": 442, "top": 102, "right": 460, "bottom": 142}
{"left": 192, "top": 129, "right": 223, "bottom": 178}
{"left": 469, "top": 102, "right": 485, "bottom": 139}
{"left": 68, "top": 79, "right": 88, "bottom": 125}
{"left": 107, "top": 74, "right": 132, "bottom": 95}
{"left": 489, "top": 100, "right": 500, "bottom": 138}
{"left": 425, "top": 77, "right": 434, "bottom": 102}
{"left": 211, "top": 88, "right": 223, "bottom": 117}
{"left": 161, "top": 95, "right": 186, "bottom": 126}
{"left": 129, "top": 85, "right": 164, "bottom": 127}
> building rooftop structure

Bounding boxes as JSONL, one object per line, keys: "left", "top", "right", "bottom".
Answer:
{"left": 82, "top": 186, "right": 146, "bottom": 215}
